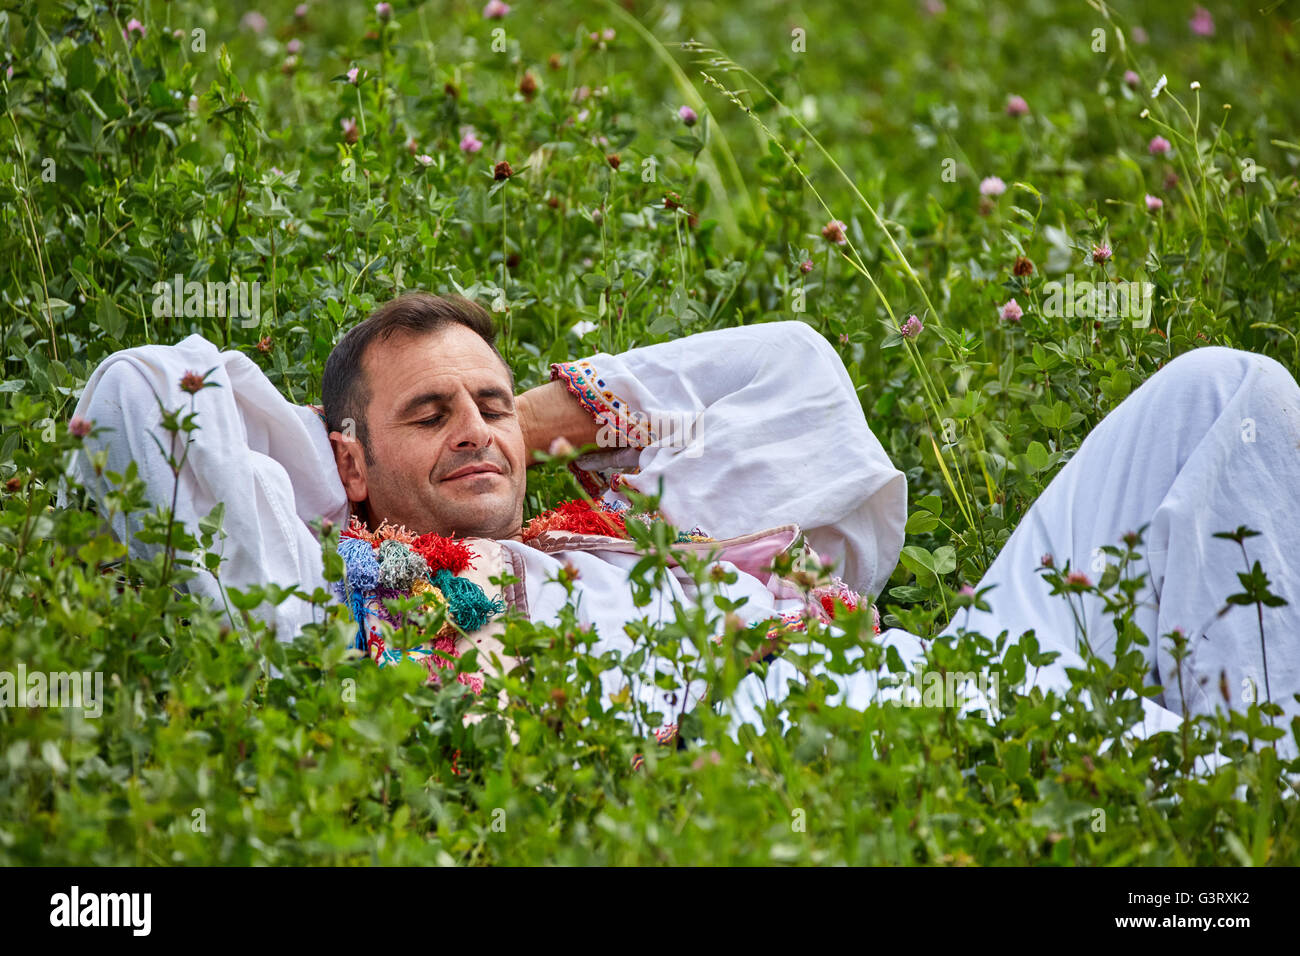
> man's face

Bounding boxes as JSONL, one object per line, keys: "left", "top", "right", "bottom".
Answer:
{"left": 330, "top": 323, "right": 526, "bottom": 540}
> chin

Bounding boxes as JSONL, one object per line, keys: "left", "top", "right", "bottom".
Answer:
{"left": 438, "top": 497, "right": 515, "bottom": 537}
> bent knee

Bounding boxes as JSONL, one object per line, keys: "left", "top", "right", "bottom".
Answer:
{"left": 1161, "top": 345, "right": 1254, "bottom": 380}
{"left": 1158, "top": 346, "right": 1296, "bottom": 401}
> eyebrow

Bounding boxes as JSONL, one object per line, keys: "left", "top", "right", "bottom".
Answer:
{"left": 395, "top": 385, "right": 515, "bottom": 421}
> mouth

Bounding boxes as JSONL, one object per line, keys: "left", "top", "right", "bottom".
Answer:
{"left": 441, "top": 462, "right": 504, "bottom": 483}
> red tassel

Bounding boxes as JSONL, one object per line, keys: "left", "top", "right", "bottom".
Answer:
{"left": 342, "top": 514, "right": 371, "bottom": 542}
{"left": 523, "top": 498, "right": 627, "bottom": 541}
{"left": 411, "top": 533, "right": 475, "bottom": 574}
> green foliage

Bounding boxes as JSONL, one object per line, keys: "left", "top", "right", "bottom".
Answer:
{"left": 3, "top": 0, "right": 1299, "bottom": 864}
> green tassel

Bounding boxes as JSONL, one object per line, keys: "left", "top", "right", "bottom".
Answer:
{"left": 432, "top": 569, "right": 504, "bottom": 632}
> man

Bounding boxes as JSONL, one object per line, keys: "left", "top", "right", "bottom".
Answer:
{"left": 69, "top": 293, "right": 1300, "bottom": 752}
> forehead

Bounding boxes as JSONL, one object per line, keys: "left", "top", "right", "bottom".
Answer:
{"left": 364, "top": 324, "right": 512, "bottom": 415}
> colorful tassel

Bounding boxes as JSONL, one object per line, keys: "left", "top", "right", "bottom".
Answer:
{"left": 343, "top": 515, "right": 418, "bottom": 547}
{"left": 811, "top": 577, "right": 863, "bottom": 621}
{"left": 377, "top": 539, "right": 429, "bottom": 590}
{"left": 523, "top": 498, "right": 628, "bottom": 540}
{"left": 432, "top": 568, "right": 505, "bottom": 633}
{"left": 348, "top": 591, "right": 369, "bottom": 651}
{"left": 338, "top": 535, "right": 380, "bottom": 591}
{"left": 411, "top": 532, "right": 475, "bottom": 574}
{"left": 335, "top": 518, "right": 507, "bottom": 695}
{"left": 412, "top": 580, "right": 458, "bottom": 640}
{"left": 522, "top": 496, "right": 713, "bottom": 544}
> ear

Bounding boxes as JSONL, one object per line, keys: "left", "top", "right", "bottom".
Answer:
{"left": 329, "top": 430, "right": 369, "bottom": 504}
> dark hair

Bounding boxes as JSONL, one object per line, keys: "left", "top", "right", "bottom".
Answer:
{"left": 322, "top": 292, "right": 510, "bottom": 463}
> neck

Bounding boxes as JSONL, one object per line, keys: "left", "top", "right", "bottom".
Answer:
{"left": 355, "top": 500, "right": 526, "bottom": 542}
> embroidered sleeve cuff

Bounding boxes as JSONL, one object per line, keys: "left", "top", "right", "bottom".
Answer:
{"left": 549, "top": 359, "right": 658, "bottom": 449}
{"left": 550, "top": 359, "right": 657, "bottom": 497}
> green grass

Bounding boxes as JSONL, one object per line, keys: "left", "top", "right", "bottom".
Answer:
{"left": 1, "top": 0, "right": 1298, "bottom": 864}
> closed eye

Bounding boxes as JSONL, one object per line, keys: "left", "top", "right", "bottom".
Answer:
{"left": 416, "top": 410, "right": 509, "bottom": 426}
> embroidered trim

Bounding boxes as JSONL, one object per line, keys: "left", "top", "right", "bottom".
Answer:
{"left": 502, "top": 546, "right": 529, "bottom": 619}
{"left": 569, "top": 461, "right": 607, "bottom": 498}
{"left": 550, "top": 360, "right": 658, "bottom": 448}
{"left": 566, "top": 461, "right": 643, "bottom": 497}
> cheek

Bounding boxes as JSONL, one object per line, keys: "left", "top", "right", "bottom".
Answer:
{"left": 498, "top": 425, "right": 527, "bottom": 472}
{"left": 381, "top": 434, "right": 440, "bottom": 483}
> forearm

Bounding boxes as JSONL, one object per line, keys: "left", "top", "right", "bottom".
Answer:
{"left": 516, "top": 380, "right": 602, "bottom": 466}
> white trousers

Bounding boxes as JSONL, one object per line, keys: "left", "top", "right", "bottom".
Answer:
{"left": 726, "top": 347, "right": 1300, "bottom": 759}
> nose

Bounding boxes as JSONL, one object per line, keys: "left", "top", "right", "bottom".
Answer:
{"left": 447, "top": 400, "right": 493, "bottom": 451}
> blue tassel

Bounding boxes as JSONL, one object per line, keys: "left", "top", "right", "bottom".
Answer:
{"left": 349, "top": 591, "right": 368, "bottom": 651}
{"left": 338, "top": 536, "right": 379, "bottom": 591}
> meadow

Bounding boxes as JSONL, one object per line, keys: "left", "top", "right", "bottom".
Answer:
{"left": 1, "top": 0, "right": 1298, "bottom": 864}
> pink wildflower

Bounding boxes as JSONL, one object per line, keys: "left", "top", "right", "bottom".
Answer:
{"left": 1005, "top": 95, "right": 1029, "bottom": 117}
{"left": 459, "top": 129, "right": 483, "bottom": 153}
{"left": 979, "top": 175, "right": 1007, "bottom": 197}
{"left": 1190, "top": 6, "right": 1215, "bottom": 36}
{"left": 821, "top": 219, "right": 848, "bottom": 245}
{"left": 1000, "top": 299, "right": 1023, "bottom": 323}
{"left": 1148, "top": 135, "right": 1171, "bottom": 156}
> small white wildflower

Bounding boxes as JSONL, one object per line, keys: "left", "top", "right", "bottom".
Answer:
{"left": 1151, "top": 74, "right": 1167, "bottom": 98}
